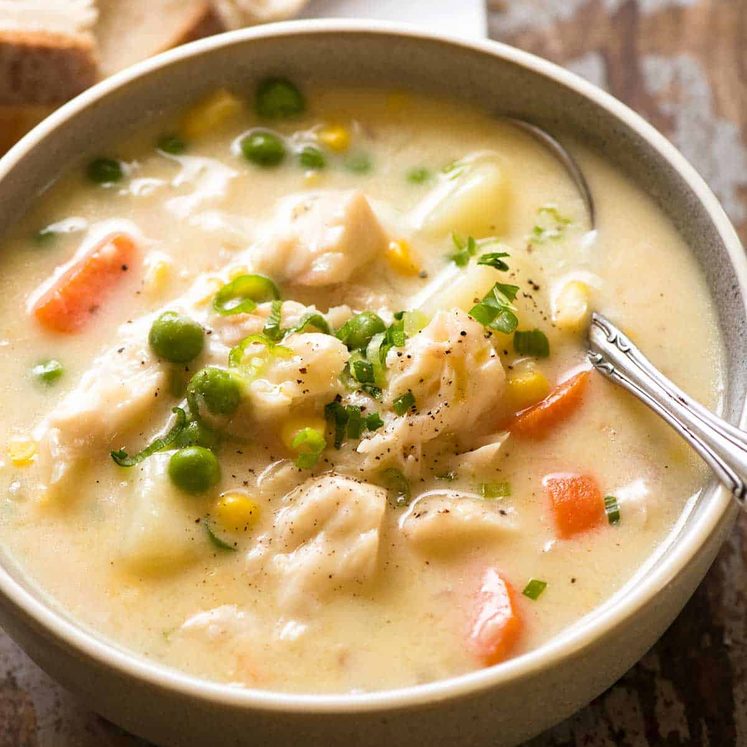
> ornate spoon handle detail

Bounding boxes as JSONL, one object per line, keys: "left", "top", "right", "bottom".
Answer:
{"left": 588, "top": 312, "right": 747, "bottom": 505}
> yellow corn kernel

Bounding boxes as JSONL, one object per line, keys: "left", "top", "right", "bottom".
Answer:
{"left": 193, "top": 277, "right": 223, "bottom": 307}
{"left": 386, "top": 239, "right": 420, "bottom": 276}
{"left": 304, "top": 170, "right": 323, "bottom": 187}
{"left": 181, "top": 90, "right": 242, "bottom": 140}
{"left": 317, "top": 124, "right": 351, "bottom": 153}
{"left": 506, "top": 362, "right": 550, "bottom": 411}
{"left": 553, "top": 280, "right": 591, "bottom": 332}
{"left": 9, "top": 437, "right": 37, "bottom": 467}
{"left": 213, "top": 492, "right": 261, "bottom": 534}
{"left": 280, "top": 416, "right": 327, "bottom": 452}
{"left": 385, "top": 91, "right": 410, "bottom": 113}
{"left": 143, "top": 255, "right": 173, "bottom": 297}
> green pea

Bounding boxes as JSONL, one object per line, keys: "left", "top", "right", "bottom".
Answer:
{"left": 86, "top": 158, "right": 123, "bottom": 184}
{"left": 32, "top": 358, "right": 64, "bottom": 385}
{"left": 173, "top": 420, "right": 218, "bottom": 449}
{"left": 345, "top": 153, "right": 372, "bottom": 174}
{"left": 157, "top": 133, "right": 186, "bottom": 155}
{"left": 407, "top": 167, "right": 431, "bottom": 184}
{"left": 168, "top": 446, "right": 220, "bottom": 494}
{"left": 148, "top": 311, "right": 204, "bottom": 363}
{"left": 255, "top": 77, "right": 305, "bottom": 119}
{"left": 241, "top": 130, "right": 286, "bottom": 167}
{"left": 337, "top": 312, "right": 386, "bottom": 351}
{"left": 298, "top": 145, "right": 325, "bottom": 170}
{"left": 187, "top": 367, "right": 241, "bottom": 417}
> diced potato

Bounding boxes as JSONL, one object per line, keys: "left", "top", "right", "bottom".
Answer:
{"left": 553, "top": 279, "right": 591, "bottom": 332}
{"left": 506, "top": 360, "right": 549, "bottom": 411}
{"left": 412, "top": 263, "right": 497, "bottom": 317}
{"left": 413, "top": 154, "right": 510, "bottom": 239}
{"left": 181, "top": 90, "right": 242, "bottom": 140}
{"left": 8, "top": 437, "right": 36, "bottom": 467}
{"left": 120, "top": 454, "right": 204, "bottom": 574}
{"left": 317, "top": 124, "right": 351, "bottom": 153}
{"left": 213, "top": 491, "right": 261, "bottom": 534}
{"left": 385, "top": 239, "right": 420, "bottom": 276}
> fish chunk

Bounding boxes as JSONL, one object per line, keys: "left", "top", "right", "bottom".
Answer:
{"left": 400, "top": 493, "right": 518, "bottom": 555}
{"left": 250, "top": 190, "right": 388, "bottom": 286}
{"left": 269, "top": 474, "right": 387, "bottom": 612}
{"left": 357, "top": 309, "right": 505, "bottom": 470}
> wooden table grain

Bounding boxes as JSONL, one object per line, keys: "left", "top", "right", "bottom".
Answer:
{"left": 1, "top": 1, "right": 746, "bottom": 744}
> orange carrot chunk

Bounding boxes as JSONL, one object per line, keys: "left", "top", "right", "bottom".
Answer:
{"left": 31, "top": 233, "right": 137, "bottom": 333}
{"left": 468, "top": 568, "right": 523, "bottom": 666}
{"left": 544, "top": 473, "right": 605, "bottom": 539}
{"left": 511, "top": 369, "right": 590, "bottom": 438}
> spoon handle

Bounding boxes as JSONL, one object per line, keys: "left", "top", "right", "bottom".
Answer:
{"left": 588, "top": 312, "right": 747, "bottom": 505}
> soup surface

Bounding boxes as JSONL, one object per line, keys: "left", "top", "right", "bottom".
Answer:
{"left": 0, "top": 82, "right": 723, "bottom": 694}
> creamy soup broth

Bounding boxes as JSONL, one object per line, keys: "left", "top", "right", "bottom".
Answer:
{"left": 0, "top": 84, "right": 722, "bottom": 693}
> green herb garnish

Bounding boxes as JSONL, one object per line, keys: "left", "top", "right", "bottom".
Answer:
{"left": 604, "top": 495, "right": 621, "bottom": 525}
{"left": 480, "top": 481, "right": 511, "bottom": 499}
{"left": 522, "top": 578, "right": 548, "bottom": 601}
{"left": 448, "top": 234, "right": 478, "bottom": 267}
{"left": 263, "top": 300, "right": 283, "bottom": 341}
{"left": 477, "top": 251, "right": 510, "bottom": 271}
{"left": 111, "top": 407, "right": 188, "bottom": 467}
{"left": 406, "top": 167, "right": 431, "bottom": 184}
{"left": 352, "top": 358, "right": 375, "bottom": 384}
{"left": 285, "top": 312, "right": 331, "bottom": 337}
{"left": 365, "top": 412, "right": 384, "bottom": 431}
{"left": 469, "top": 283, "right": 520, "bottom": 334}
{"left": 530, "top": 205, "right": 572, "bottom": 244}
{"left": 513, "top": 329, "right": 550, "bottom": 358}
{"left": 378, "top": 467, "right": 411, "bottom": 508}
{"left": 392, "top": 391, "right": 416, "bottom": 416}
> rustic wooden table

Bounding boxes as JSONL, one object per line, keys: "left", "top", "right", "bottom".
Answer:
{"left": 1, "top": 0, "right": 746, "bottom": 744}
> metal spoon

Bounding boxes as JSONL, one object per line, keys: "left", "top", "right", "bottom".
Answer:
{"left": 588, "top": 312, "right": 747, "bottom": 506}
{"left": 505, "top": 118, "right": 596, "bottom": 228}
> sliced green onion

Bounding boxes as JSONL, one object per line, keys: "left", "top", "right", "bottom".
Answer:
{"left": 365, "top": 412, "right": 384, "bottom": 431}
{"left": 205, "top": 522, "right": 238, "bottom": 552}
{"left": 604, "top": 495, "right": 621, "bottom": 525}
{"left": 378, "top": 468, "right": 411, "bottom": 508}
{"left": 479, "top": 481, "right": 511, "bottom": 499}
{"left": 262, "top": 300, "right": 283, "bottom": 341}
{"left": 386, "top": 316, "right": 407, "bottom": 348}
{"left": 291, "top": 427, "right": 326, "bottom": 469}
{"left": 228, "top": 334, "right": 292, "bottom": 376}
{"left": 111, "top": 407, "right": 188, "bottom": 467}
{"left": 352, "top": 359, "right": 375, "bottom": 384}
{"left": 213, "top": 274, "right": 280, "bottom": 316}
{"left": 285, "top": 312, "right": 331, "bottom": 336}
{"left": 513, "top": 329, "right": 550, "bottom": 358}
{"left": 392, "top": 391, "right": 416, "bottom": 416}
{"left": 366, "top": 331, "right": 388, "bottom": 386}
{"left": 477, "top": 251, "right": 510, "bottom": 271}
{"left": 402, "top": 310, "right": 428, "bottom": 337}
{"left": 530, "top": 205, "right": 572, "bottom": 244}
{"left": 522, "top": 578, "right": 547, "bottom": 601}
{"left": 346, "top": 405, "right": 363, "bottom": 439}
{"left": 32, "top": 358, "right": 64, "bottom": 385}
{"left": 324, "top": 399, "right": 348, "bottom": 449}
{"left": 360, "top": 384, "right": 382, "bottom": 399}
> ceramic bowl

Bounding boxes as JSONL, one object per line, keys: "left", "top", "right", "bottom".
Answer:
{"left": 0, "top": 21, "right": 744, "bottom": 747}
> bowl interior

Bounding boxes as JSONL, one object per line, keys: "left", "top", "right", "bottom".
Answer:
{"left": 0, "top": 22, "right": 744, "bottom": 711}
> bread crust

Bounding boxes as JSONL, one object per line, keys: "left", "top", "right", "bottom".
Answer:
{"left": 0, "top": 29, "right": 97, "bottom": 105}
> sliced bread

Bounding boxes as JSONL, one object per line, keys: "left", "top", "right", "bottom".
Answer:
{"left": 0, "top": 0, "right": 98, "bottom": 104}
{"left": 94, "top": 0, "right": 224, "bottom": 77}
{"left": 211, "top": 0, "right": 309, "bottom": 28}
